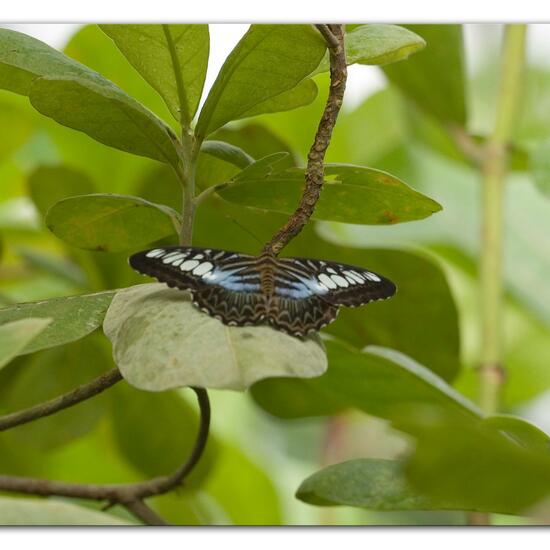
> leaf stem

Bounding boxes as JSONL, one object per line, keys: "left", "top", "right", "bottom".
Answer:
{"left": 0, "top": 368, "right": 122, "bottom": 432}
{"left": 478, "top": 24, "right": 526, "bottom": 415}
{"left": 177, "top": 129, "right": 198, "bottom": 246}
{"left": 0, "top": 386, "right": 210, "bottom": 526}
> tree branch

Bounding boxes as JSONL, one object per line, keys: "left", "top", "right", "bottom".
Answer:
{"left": 124, "top": 499, "right": 169, "bottom": 526}
{"left": 0, "top": 368, "right": 123, "bottom": 432}
{"left": 262, "top": 24, "right": 347, "bottom": 256}
{"left": 0, "top": 386, "right": 210, "bottom": 526}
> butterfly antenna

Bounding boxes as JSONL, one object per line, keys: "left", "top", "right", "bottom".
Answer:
{"left": 228, "top": 216, "right": 264, "bottom": 246}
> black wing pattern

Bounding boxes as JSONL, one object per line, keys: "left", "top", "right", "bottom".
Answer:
{"left": 129, "top": 246, "right": 396, "bottom": 337}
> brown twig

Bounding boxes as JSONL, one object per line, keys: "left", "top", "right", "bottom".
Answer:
{"left": 0, "top": 386, "right": 211, "bottom": 525}
{"left": 0, "top": 368, "right": 123, "bottom": 432}
{"left": 262, "top": 24, "right": 347, "bottom": 256}
{"left": 124, "top": 499, "right": 169, "bottom": 526}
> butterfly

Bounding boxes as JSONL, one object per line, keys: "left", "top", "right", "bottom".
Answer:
{"left": 129, "top": 246, "right": 397, "bottom": 337}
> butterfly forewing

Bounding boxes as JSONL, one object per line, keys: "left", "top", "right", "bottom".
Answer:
{"left": 275, "top": 257, "right": 396, "bottom": 307}
{"left": 129, "top": 246, "right": 397, "bottom": 337}
{"left": 129, "top": 246, "right": 257, "bottom": 292}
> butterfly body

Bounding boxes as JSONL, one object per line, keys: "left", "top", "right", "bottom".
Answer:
{"left": 129, "top": 246, "right": 396, "bottom": 337}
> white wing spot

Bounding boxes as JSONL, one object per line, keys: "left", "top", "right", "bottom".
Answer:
{"left": 327, "top": 267, "right": 337, "bottom": 274}
{"left": 365, "top": 272, "right": 381, "bottom": 282}
{"left": 180, "top": 260, "right": 200, "bottom": 271}
{"left": 346, "top": 270, "right": 365, "bottom": 283}
{"left": 193, "top": 254, "right": 204, "bottom": 260}
{"left": 162, "top": 253, "right": 186, "bottom": 264}
{"left": 331, "top": 274, "right": 349, "bottom": 288}
{"left": 146, "top": 249, "right": 165, "bottom": 258}
{"left": 343, "top": 270, "right": 363, "bottom": 284}
{"left": 319, "top": 273, "right": 337, "bottom": 289}
{"left": 193, "top": 262, "right": 213, "bottom": 276}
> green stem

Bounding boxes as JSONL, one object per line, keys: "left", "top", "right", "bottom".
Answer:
{"left": 177, "top": 128, "right": 198, "bottom": 246}
{"left": 479, "top": 24, "right": 526, "bottom": 415}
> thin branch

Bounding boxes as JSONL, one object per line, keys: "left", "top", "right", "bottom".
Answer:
{"left": 315, "top": 24, "right": 339, "bottom": 49}
{"left": 0, "top": 368, "right": 123, "bottom": 432}
{"left": 467, "top": 23, "right": 527, "bottom": 529}
{"left": 124, "top": 499, "right": 169, "bottom": 526}
{"left": 262, "top": 24, "right": 347, "bottom": 256}
{"left": 478, "top": 24, "right": 526, "bottom": 415}
{"left": 0, "top": 387, "right": 210, "bottom": 525}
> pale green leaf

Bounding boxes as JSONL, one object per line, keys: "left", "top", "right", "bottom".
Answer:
{"left": 196, "top": 25, "right": 326, "bottom": 138}
{"left": 103, "top": 283, "right": 327, "bottom": 392}
{"left": 0, "top": 318, "right": 52, "bottom": 370}
{"left": 314, "top": 24, "right": 426, "bottom": 74}
{"left": 0, "top": 291, "right": 115, "bottom": 354}
{"left": 100, "top": 24, "right": 209, "bottom": 124}
{"left": 45, "top": 193, "right": 180, "bottom": 252}
{"left": 0, "top": 497, "right": 132, "bottom": 525}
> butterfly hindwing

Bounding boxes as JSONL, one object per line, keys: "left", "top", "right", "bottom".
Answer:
{"left": 266, "top": 295, "right": 340, "bottom": 336}
{"left": 192, "top": 286, "right": 266, "bottom": 327}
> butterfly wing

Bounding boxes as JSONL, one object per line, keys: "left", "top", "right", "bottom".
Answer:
{"left": 266, "top": 295, "right": 339, "bottom": 336}
{"left": 276, "top": 256, "right": 396, "bottom": 308}
{"left": 129, "top": 246, "right": 267, "bottom": 326}
{"left": 129, "top": 246, "right": 256, "bottom": 291}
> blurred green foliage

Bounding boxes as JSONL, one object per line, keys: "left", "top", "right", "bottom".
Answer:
{"left": 0, "top": 23, "right": 549, "bottom": 526}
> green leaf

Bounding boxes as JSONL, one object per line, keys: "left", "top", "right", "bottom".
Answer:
{"left": 383, "top": 25, "right": 466, "bottom": 125}
{"left": 0, "top": 29, "right": 179, "bottom": 165}
{"left": 0, "top": 290, "right": 115, "bottom": 354}
{"left": 109, "top": 383, "right": 217, "bottom": 486}
{"left": 200, "top": 140, "right": 254, "bottom": 170}
{"left": 0, "top": 318, "right": 52, "bottom": 370}
{"left": 45, "top": 193, "right": 180, "bottom": 252}
{"left": 100, "top": 25, "right": 209, "bottom": 124}
{"left": 103, "top": 283, "right": 327, "bottom": 392}
{"left": 212, "top": 123, "right": 298, "bottom": 169}
{"left": 0, "top": 497, "right": 132, "bottom": 525}
{"left": 297, "top": 459, "right": 459, "bottom": 511}
{"left": 481, "top": 414, "right": 550, "bottom": 453}
{"left": 16, "top": 247, "right": 87, "bottom": 288}
{"left": 314, "top": 25, "right": 426, "bottom": 74}
{"left": 251, "top": 340, "right": 478, "bottom": 420}
{"left": 202, "top": 442, "right": 282, "bottom": 525}
{"left": 28, "top": 165, "right": 96, "bottom": 218}
{"left": 64, "top": 24, "right": 174, "bottom": 127}
{"left": 404, "top": 413, "right": 550, "bottom": 515}
{"left": 219, "top": 163, "right": 442, "bottom": 225}
{"left": 529, "top": 139, "right": 550, "bottom": 195}
{"left": 29, "top": 76, "right": 180, "bottom": 166}
{"left": 196, "top": 25, "right": 326, "bottom": 138}
{"left": 284, "top": 232, "right": 460, "bottom": 382}
{"left": 0, "top": 337, "right": 109, "bottom": 452}
{"left": 237, "top": 78, "right": 319, "bottom": 120}
{"left": 0, "top": 101, "right": 34, "bottom": 160}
